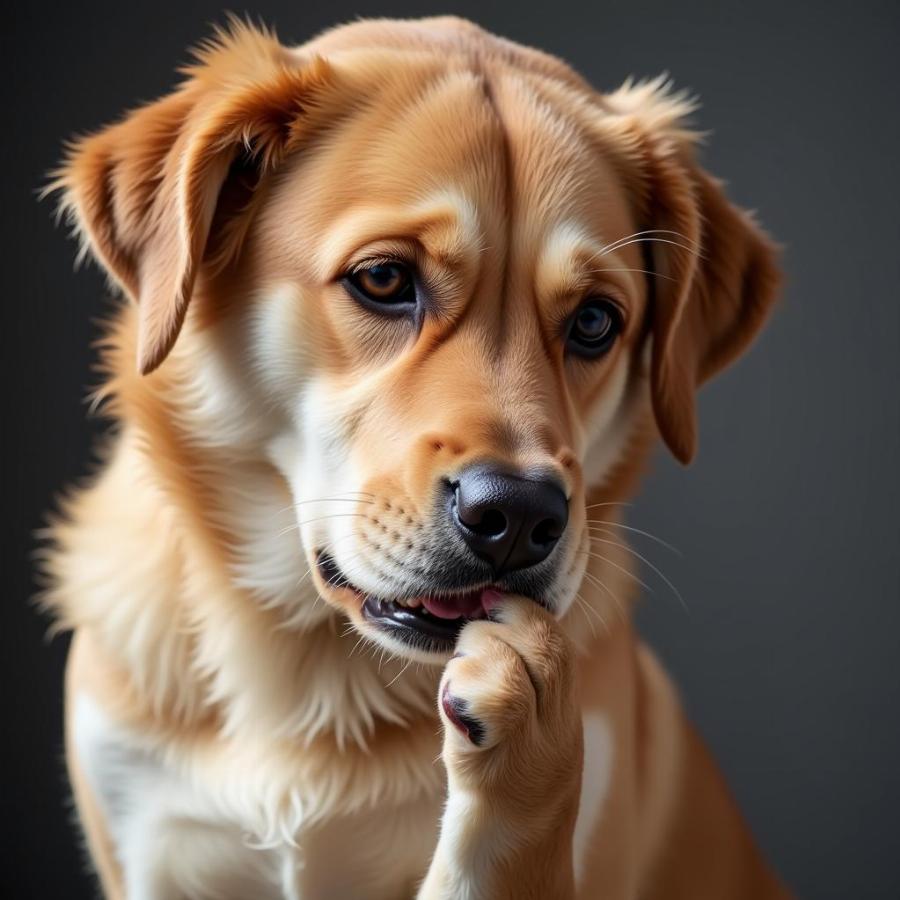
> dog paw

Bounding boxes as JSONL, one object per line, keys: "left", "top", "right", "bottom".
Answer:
{"left": 437, "top": 596, "right": 581, "bottom": 789}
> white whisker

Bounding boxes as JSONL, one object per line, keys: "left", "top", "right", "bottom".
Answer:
{"left": 586, "top": 266, "right": 677, "bottom": 282}
{"left": 572, "top": 590, "right": 598, "bottom": 638}
{"left": 599, "top": 236, "right": 706, "bottom": 260}
{"left": 275, "top": 492, "right": 375, "bottom": 517}
{"left": 585, "top": 520, "right": 682, "bottom": 556}
{"left": 580, "top": 568, "right": 627, "bottom": 621}
{"left": 385, "top": 657, "right": 413, "bottom": 689}
{"left": 282, "top": 512, "right": 366, "bottom": 535}
{"left": 596, "top": 228, "right": 703, "bottom": 255}
{"left": 588, "top": 534, "right": 688, "bottom": 612}
{"left": 574, "top": 590, "right": 610, "bottom": 634}
{"left": 579, "top": 544, "right": 653, "bottom": 594}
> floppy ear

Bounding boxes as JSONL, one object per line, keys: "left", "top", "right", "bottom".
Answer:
{"left": 603, "top": 78, "right": 781, "bottom": 463}
{"left": 50, "top": 21, "right": 332, "bottom": 374}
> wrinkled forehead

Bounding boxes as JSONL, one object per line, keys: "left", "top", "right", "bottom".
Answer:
{"left": 266, "top": 63, "right": 641, "bottom": 286}
{"left": 492, "top": 73, "right": 638, "bottom": 255}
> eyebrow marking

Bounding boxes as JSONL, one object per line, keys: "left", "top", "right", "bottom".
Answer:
{"left": 535, "top": 222, "right": 683, "bottom": 304}
{"left": 315, "top": 191, "right": 483, "bottom": 282}
{"left": 417, "top": 189, "right": 484, "bottom": 268}
{"left": 535, "top": 221, "right": 615, "bottom": 301}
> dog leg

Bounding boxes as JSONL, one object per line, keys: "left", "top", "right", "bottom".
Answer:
{"left": 418, "top": 597, "right": 583, "bottom": 900}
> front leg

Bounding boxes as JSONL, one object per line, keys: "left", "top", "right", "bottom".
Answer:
{"left": 419, "top": 597, "right": 583, "bottom": 900}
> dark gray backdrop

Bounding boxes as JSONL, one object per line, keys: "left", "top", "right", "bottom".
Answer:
{"left": 4, "top": 1, "right": 898, "bottom": 897}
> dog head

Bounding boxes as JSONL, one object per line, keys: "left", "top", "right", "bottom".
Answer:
{"left": 54, "top": 18, "right": 779, "bottom": 661}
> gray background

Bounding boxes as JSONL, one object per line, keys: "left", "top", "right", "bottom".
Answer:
{"left": 4, "top": 1, "right": 898, "bottom": 897}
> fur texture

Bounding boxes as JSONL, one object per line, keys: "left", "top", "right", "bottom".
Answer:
{"left": 44, "top": 16, "right": 789, "bottom": 899}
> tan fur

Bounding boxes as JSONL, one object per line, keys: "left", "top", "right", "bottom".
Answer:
{"left": 44, "top": 16, "right": 790, "bottom": 899}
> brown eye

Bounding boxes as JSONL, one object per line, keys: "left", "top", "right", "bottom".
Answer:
{"left": 343, "top": 262, "right": 416, "bottom": 310}
{"left": 357, "top": 264, "right": 406, "bottom": 298}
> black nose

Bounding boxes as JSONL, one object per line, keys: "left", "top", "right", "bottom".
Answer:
{"left": 450, "top": 466, "right": 569, "bottom": 574}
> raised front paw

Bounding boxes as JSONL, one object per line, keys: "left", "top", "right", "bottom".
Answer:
{"left": 437, "top": 595, "right": 583, "bottom": 799}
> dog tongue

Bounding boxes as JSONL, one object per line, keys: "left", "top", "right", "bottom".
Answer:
{"left": 421, "top": 589, "right": 502, "bottom": 619}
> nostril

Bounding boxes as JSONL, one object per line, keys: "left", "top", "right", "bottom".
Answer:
{"left": 452, "top": 481, "right": 509, "bottom": 537}
{"left": 475, "top": 508, "right": 507, "bottom": 537}
{"left": 531, "top": 517, "right": 562, "bottom": 546}
{"left": 455, "top": 496, "right": 508, "bottom": 537}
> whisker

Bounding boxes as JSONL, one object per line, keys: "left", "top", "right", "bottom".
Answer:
{"left": 575, "top": 592, "right": 597, "bottom": 640}
{"left": 595, "top": 228, "right": 703, "bottom": 255}
{"left": 278, "top": 511, "right": 368, "bottom": 537}
{"left": 580, "top": 567, "right": 627, "bottom": 620}
{"left": 622, "top": 227, "right": 703, "bottom": 245}
{"left": 583, "top": 501, "right": 633, "bottom": 511}
{"left": 579, "top": 545, "right": 653, "bottom": 594}
{"left": 598, "top": 236, "right": 707, "bottom": 261}
{"left": 585, "top": 521, "right": 682, "bottom": 556}
{"left": 294, "top": 492, "right": 374, "bottom": 504}
{"left": 573, "top": 592, "right": 598, "bottom": 639}
{"left": 574, "top": 590, "right": 610, "bottom": 634}
{"left": 275, "top": 493, "right": 375, "bottom": 517}
{"left": 588, "top": 534, "right": 688, "bottom": 613}
{"left": 586, "top": 266, "right": 677, "bottom": 283}
{"left": 347, "top": 633, "right": 368, "bottom": 660}
{"left": 295, "top": 498, "right": 375, "bottom": 510}
{"left": 385, "top": 657, "right": 413, "bottom": 689}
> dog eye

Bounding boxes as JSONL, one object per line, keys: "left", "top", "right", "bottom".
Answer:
{"left": 343, "top": 262, "right": 416, "bottom": 311}
{"left": 567, "top": 298, "right": 622, "bottom": 357}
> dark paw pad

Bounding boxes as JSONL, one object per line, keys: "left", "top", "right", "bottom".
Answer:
{"left": 441, "top": 684, "right": 486, "bottom": 746}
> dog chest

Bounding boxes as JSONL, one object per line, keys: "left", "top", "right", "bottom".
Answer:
{"left": 72, "top": 692, "right": 440, "bottom": 898}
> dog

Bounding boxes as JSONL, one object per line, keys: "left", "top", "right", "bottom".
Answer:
{"left": 43, "top": 16, "right": 791, "bottom": 899}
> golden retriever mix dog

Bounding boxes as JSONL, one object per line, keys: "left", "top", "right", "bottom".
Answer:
{"left": 43, "top": 16, "right": 790, "bottom": 900}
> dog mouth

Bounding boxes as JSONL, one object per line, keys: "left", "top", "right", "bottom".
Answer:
{"left": 316, "top": 551, "right": 508, "bottom": 653}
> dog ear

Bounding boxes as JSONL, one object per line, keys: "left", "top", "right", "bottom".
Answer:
{"left": 50, "top": 20, "right": 332, "bottom": 374}
{"left": 602, "top": 78, "right": 781, "bottom": 463}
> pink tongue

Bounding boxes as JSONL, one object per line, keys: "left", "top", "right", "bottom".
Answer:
{"left": 421, "top": 589, "right": 497, "bottom": 620}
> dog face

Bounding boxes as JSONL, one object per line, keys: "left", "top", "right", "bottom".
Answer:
{"left": 55, "top": 19, "right": 778, "bottom": 662}
{"left": 248, "top": 72, "right": 645, "bottom": 659}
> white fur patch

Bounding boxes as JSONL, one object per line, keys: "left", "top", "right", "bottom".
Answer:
{"left": 573, "top": 712, "right": 614, "bottom": 886}
{"left": 73, "top": 693, "right": 283, "bottom": 898}
{"left": 580, "top": 361, "right": 634, "bottom": 489}
{"left": 424, "top": 788, "right": 510, "bottom": 900}
{"left": 72, "top": 693, "right": 440, "bottom": 898}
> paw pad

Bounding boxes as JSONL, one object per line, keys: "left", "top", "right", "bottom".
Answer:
{"left": 440, "top": 683, "right": 486, "bottom": 746}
